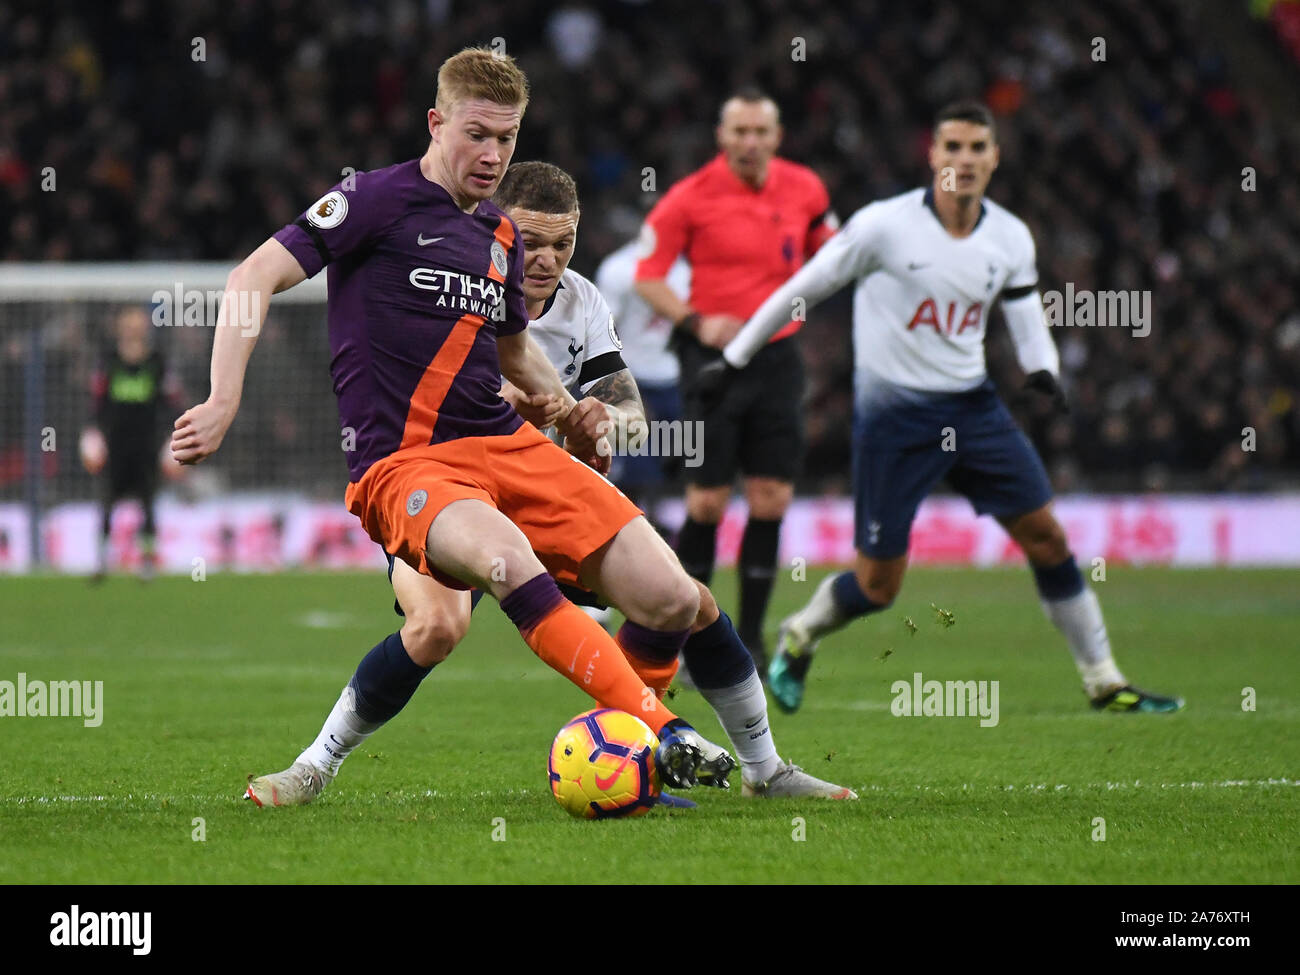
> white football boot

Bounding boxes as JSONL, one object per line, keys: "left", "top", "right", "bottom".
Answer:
{"left": 244, "top": 761, "right": 334, "bottom": 807}
{"left": 742, "top": 761, "right": 857, "bottom": 799}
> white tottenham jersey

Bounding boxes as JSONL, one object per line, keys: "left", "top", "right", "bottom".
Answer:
{"left": 528, "top": 267, "right": 625, "bottom": 397}
{"left": 595, "top": 239, "right": 690, "bottom": 386}
{"left": 724, "top": 187, "right": 1059, "bottom": 393}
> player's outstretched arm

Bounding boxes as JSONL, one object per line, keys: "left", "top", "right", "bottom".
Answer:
{"left": 728, "top": 243, "right": 857, "bottom": 371}
{"left": 171, "top": 238, "right": 306, "bottom": 465}
{"left": 723, "top": 215, "right": 873, "bottom": 370}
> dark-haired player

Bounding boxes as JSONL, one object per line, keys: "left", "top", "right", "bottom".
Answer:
{"left": 635, "top": 89, "right": 838, "bottom": 673}
{"left": 708, "top": 101, "right": 1183, "bottom": 715}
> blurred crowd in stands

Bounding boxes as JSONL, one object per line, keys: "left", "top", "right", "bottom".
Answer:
{"left": 2, "top": 0, "right": 1297, "bottom": 493}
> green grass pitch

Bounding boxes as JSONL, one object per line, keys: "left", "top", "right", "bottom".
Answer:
{"left": 1, "top": 567, "right": 1296, "bottom": 884}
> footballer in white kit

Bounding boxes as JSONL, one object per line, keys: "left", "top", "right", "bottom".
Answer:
{"left": 708, "top": 101, "right": 1182, "bottom": 716}
{"left": 524, "top": 266, "right": 626, "bottom": 403}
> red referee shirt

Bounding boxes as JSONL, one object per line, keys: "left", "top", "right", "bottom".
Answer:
{"left": 635, "top": 153, "right": 836, "bottom": 343}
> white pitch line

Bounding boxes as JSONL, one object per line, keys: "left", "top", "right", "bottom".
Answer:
{"left": 2, "top": 779, "right": 1296, "bottom": 805}
{"left": 857, "top": 778, "right": 1300, "bottom": 793}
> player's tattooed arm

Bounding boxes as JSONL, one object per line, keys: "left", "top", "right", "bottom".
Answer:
{"left": 584, "top": 368, "right": 648, "bottom": 453}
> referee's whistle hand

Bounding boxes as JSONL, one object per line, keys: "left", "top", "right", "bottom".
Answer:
{"left": 696, "top": 315, "right": 745, "bottom": 349}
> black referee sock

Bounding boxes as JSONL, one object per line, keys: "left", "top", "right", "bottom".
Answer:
{"left": 738, "top": 517, "right": 781, "bottom": 648}
{"left": 675, "top": 517, "right": 717, "bottom": 585}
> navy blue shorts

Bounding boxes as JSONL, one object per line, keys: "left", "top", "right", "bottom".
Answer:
{"left": 852, "top": 378, "right": 1052, "bottom": 559}
{"left": 385, "top": 552, "right": 486, "bottom": 617}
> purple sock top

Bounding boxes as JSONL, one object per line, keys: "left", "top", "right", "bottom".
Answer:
{"left": 499, "top": 572, "right": 567, "bottom": 633}
{"left": 617, "top": 619, "right": 690, "bottom": 663}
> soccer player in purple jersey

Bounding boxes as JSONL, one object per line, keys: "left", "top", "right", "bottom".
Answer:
{"left": 172, "top": 48, "right": 738, "bottom": 798}
{"left": 238, "top": 161, "right": 854, "bottom": 805}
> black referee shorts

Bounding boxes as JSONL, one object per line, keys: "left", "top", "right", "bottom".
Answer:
{"left": 677, "top": 333, "right": 805, "bottom": 487}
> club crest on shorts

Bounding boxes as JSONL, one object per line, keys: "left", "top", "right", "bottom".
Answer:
{"left": 306, "top": 190, "right": 348, "bottom": 229}
{"left": 490, "top": 241, "right": 508, "bottom": 277}
{"left": 406, "top": 489, "right": 428, "bottom": 516}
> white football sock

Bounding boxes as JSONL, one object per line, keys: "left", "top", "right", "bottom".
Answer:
{"left": 697, "top": 671, "right": 781, "bottom": 784}
{"left": 1041, "top": 588, "right": 1126, "bottom": 697}
{"left": 296, "top": 685, "right": 385, "bottom": 777}
{"left": 792, "top": 573, "right": 850, "bottom": 645}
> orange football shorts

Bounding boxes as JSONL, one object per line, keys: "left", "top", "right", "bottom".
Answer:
{"left": 344, "top": 424, "right": 642, "bottom": 590}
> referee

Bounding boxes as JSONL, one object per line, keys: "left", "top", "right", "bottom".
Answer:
{"left": 635, "top": 89, "right": 837, "bottom": 671}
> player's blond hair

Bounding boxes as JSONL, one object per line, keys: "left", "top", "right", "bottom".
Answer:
{"left": 435, "top": 47, "right": 530, "bottom": 118}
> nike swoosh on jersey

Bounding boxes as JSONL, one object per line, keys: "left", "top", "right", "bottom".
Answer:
{"left": 417, "top": 234, "right": 445, "bottom": 246}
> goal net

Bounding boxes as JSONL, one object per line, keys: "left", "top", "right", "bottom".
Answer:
{"left": 0, "top": 263, "right": 354, "bottom": 569}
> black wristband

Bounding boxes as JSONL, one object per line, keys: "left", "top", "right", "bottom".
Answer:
{"left": 673, "top": 312, "right": 700, "bottom": 335}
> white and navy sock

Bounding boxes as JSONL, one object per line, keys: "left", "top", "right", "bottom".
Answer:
{"left": 682, "top": 610, "right": 781, "bottom": 784}
{"left": 297, "top": 685, "right": 383, "bottom": 777}
{"left": 790, "top": 570, "right": 888, "bottom": 652}
{"left": 298, "top": 632, "right": 433, "bottom": 776}
{"left": 1033, "top": 556, "right": 1125, "bottom": 697}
